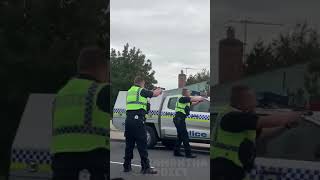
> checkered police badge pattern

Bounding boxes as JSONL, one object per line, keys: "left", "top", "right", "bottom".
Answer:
{"left": 84, "top": 82, "right": 98, "bottom": 126}
{"left": 11, "top": 148, "right": 51, "bottom": 164}
{"left": 247, "top": 165, "right": 320, "bottom": 180}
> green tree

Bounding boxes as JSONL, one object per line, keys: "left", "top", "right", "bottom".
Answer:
{"left": 245, "top": 22, "right": 320, "bottom": 75}
{"left": 245, "top": 40, "right": 275, "bottom": 75}
{"left": 186, "top": 69, "right": 210, "bottom": 85}
{"left": 305, "top": 60, "right": 320, "bottom": 99}
{"left": 272, "top": 22, "right": 320, "bottom": 66}
{"left": 111, "top": 43, "right": 157, "bottom": 106}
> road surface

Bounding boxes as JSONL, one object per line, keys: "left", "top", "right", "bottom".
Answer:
{"left": 110, "top": 141, "right": 210, "bottom": 180}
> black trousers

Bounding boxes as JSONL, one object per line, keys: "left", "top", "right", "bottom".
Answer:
{"left": 173, "top": 116, "right": 191, "bottom": 155}
{"left": 210, "top": 158, "right": 245, "bottom": 180}
{"left": 51, "top": 148, "right": 109, "bottom": 180}
{"left": 124, "top": 113, "right": 150, "bottom": 169}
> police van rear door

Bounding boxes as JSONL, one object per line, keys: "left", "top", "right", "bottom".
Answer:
{"left": 112, "top": 91, "right": 127, "bottom": 131}
{"left": 247, "top": 112, "right": 320, "bottom": 180}
{"left": 9, "top": 94, "right": 54, "bottom": 180}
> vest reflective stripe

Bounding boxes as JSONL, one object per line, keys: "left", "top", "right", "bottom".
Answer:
{"left": 175, "top": 96, "right": 190, "bottom": 115}
{"left": 210, "top": 106, "right": 256, "bottom": 168}
{"left": 52, "top": 79, "right": 110, "bottom": 154}
{"left": 126, "top": 86, "right": 148, "bottom": 111}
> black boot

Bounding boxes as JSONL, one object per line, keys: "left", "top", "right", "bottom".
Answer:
{"left": 123, "top": 161, "right": 132, "bottom": 172}
{"left": 174, "top": 150, "right": 184, "bottom": 157}
{"left": 141, "top": 167, "right": 158, "bottom": 174}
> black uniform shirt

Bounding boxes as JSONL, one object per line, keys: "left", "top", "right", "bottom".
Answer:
{"left": 175, "top": 96, "right": 191, "bottom": 119}
{"left": 220, "top": 111, "right": 258, "bottom": 132}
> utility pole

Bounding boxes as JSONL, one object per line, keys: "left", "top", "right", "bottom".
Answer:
{"left": 226, "top": 18, "right": 283, "bottom": 63}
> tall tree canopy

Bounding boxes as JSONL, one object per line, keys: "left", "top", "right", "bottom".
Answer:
{"left": 245, "top": 22, "right": 320, "bottom": 75}
{"left": 111, "top": 43, "right": 157, "bottom": 106}
{"left": 186, "top": 69, "right": 210, "bottom": 85}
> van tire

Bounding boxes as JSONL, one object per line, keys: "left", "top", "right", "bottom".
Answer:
{"left": 146, "top": 126, "right": 157, "bottom": 149}
{"left": 161, "top": 140, "right": 176, "bottom": 150}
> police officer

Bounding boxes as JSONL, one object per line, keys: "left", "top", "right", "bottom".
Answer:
{"left": 123, "top": 76, "right": 162, "bottom": 174}
{"left": 51, "top": 47, "right": 111, "bottom": 180}
{"left": 211, "top": 85, "right": 302, "bottom": 180}
{"left": 173, "top": 88, "right": 205, "bottom": 158}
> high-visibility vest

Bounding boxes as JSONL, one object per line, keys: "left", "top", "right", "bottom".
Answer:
{"left": 51, "top": 78, "right": 110, "bottom": 154}
{"left": 175, "top": 96, "right": 191, "bottom": 115}
{"left": 126, "top": 86, "right": 148, "bottom": 111}
{"left": 210, "top": 106, "right": 256, "bottom": 168}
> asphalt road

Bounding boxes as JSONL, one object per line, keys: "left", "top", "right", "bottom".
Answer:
{"left": 110, "top": 141, "right": 210, "bottom": 180}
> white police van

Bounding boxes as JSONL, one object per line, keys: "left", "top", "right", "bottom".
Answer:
{"left": 112, "top": 91, "right": 210, "bottom": 149}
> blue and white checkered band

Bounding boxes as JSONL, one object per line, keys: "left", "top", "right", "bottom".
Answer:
{"left": 113, "top": 108, "right": 210, "bottom": 121}
{"left": 11, "top": 148, "right": 51, "bottom": 164}
{"left": 247, "top": 164, "right": 320, "bottom": 180}
{"left": 52, "top": 126, "right": 109, "bottom": 137}
{"left": 84, "top": 82, "right": 98, "bottom": 126}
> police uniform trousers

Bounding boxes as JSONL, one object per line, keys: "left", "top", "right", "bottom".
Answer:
{"left": 124, "top": 112, "right": 150, "bottom": 169}
{"left": 210, "top": 158, "right": 245, "bottom": 180}
{"left": 51, "top": 148, "right": 109, "bottom": 180}
{"left": 173, "top": 116, "right": 192, "bottom": 155}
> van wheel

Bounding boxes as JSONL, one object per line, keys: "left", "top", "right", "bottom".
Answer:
{"left": 161, "top": 140, "right": 176, "bottom": 150}
{"left": 146, "top": 126, "right": 157, "bottom": 149}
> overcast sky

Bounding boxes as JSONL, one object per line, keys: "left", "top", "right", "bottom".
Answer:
{"left": 212, "top": 0, "right": 320, "bottom": 84}
{"left": 111, "top": 0, "right": 210, "bottom": 89}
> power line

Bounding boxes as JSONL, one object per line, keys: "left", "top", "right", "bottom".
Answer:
{"left": 226, "top": 18, "right": 283, "bottom": 63}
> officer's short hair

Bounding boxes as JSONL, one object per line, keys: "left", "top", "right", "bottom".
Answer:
{"left": 77, "top": 47, "right": 106, "bottom": 72}
{"left": 230, "top": 85, "right": 252, "bottom": 106}
{"left": 134, "top": 76, "right": 145, "bottom": 84}
{"left": 182, "top": 88, "right": 189, "bottom": 96}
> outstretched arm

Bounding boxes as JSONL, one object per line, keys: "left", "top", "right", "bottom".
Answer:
{"left": 257, "top": 111, "right": 302, "bottom": 129}
{"left": 192, "top": 99, "right": 204, "bottom": 105}
{"left": 152, "top": 88, "right": 162, "bottom": 97}
{"left": 140, "top": 88, "right": 162, "bottom": 98}
{"left": 190, "top": 96, "right": 205, "bottom": 103}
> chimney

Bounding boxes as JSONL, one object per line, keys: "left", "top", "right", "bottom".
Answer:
{"left": 218, "top": 26, "right": 244, "bottom": 84}
{"left": 178, "top": 70, "right": 186, "bottom": 88}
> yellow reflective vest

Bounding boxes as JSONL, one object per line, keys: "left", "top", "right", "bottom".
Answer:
{"left": 51, "top": 78, "right": 110, "bottom": 154}
{"left": 210, "top": 106, "right": 256, "bottom": 168}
